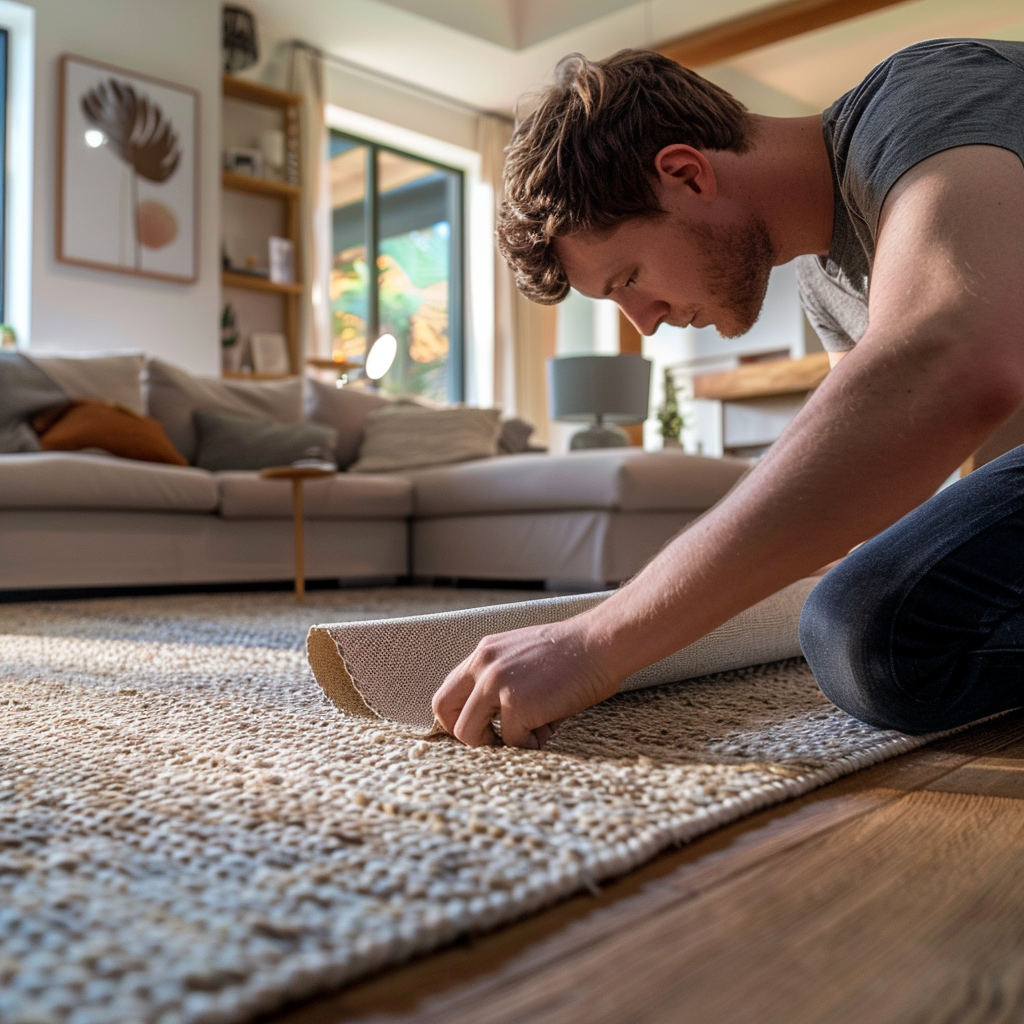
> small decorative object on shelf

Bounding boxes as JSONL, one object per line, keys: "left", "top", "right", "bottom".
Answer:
{"left": 222, "top": 5, "right": 259, "bottom": 73}
{"left": 285, "top": 105, "right": 300, "bottom": 186}
{"left": 224, "top": 147, "right": 262, "bottom": 176}
{"left": 658, "top": 367, "right": 684, "bottom": 449}
{"left": 0, "top": 324, "right": 16, "bottom": 349}
{"left": 268, "top": 236, "right": 294, "bottom": 284}
{"left": 220, "top": 303, "right": 242, "bottom": 372}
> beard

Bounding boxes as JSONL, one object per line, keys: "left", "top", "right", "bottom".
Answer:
{"left": 686, "top": 215, "right": 777, "bottom": 339}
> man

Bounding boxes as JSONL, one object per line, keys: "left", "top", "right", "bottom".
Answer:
{"left": 434, "top": 39, "right": 1024, "bottom": 748}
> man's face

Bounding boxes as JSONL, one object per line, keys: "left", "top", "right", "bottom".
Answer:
{"left": 553, "top": 210, "right": 777, "bottom": 339}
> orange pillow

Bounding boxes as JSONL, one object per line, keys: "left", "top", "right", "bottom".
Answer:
{"left": 32, "top": 401, "right": 187, "bottom": 466}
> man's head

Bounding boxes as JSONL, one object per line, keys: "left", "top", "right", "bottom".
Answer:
{"left": 498, "top": 49, "right": 778, "bottom": 338}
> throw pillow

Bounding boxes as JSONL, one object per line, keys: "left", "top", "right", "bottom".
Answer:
{"left": 192, "top": 409, "right": 338, "bottom": 472}
{"left": 497, "top": 416, "right": 535, "bottom": 455}
{"left": 32, "top": 401, "right": 188, "bottom": 466}
{"left": 0, "top": 351, "right": 69, "bottom": 453}
{"left": 348, "top": 405, "right": 501, "bottom": 474}
{"left": 146, "top": 358, "right": 303, "bottom": 464}
{"left": 304, "top": 377, "right": 391, "bottom": 469}
{"left": 26, "top": 352, "right": 146, "bottom": 414}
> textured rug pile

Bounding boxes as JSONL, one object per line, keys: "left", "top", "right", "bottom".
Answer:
{"left": 0, "top": 587, "right": 933, "bottom": 1024}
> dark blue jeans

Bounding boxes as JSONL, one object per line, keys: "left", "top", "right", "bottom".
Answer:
{"left": 799, "top": 445, "right": 1024, "bottom": 733}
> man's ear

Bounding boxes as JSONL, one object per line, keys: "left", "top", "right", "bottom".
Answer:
{"left": 653, "top": 144, "right": 717, "bottom": 203}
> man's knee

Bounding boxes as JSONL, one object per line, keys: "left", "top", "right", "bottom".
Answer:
{"left": 799, "top": 571, "right": 929, "bottom": 733}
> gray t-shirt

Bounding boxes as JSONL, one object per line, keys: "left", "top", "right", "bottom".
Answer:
{"left": 796, "top": 38, "right": 1024, "bottom": 352}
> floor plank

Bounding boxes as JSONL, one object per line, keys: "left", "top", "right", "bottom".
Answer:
{"left": 267, "top": 711, "right": 1024, "bottom": 1024}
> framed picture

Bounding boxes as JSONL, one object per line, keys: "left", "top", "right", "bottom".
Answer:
{"left": 57, "top": 54, "right": 199, "bottom": 283}
{"left": 250, "top": 332, "right": 291, "bottom": 376}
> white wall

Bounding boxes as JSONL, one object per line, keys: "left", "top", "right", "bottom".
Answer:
{"left": 22, "top": 0, "right": 221, "bottom": 371}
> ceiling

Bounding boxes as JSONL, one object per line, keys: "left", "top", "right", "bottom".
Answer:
{"left": 248, "top": 0, "right": 1024, "bottom": 115}
{"left": 373, "top": 0, "right": 641, "bottom": 50}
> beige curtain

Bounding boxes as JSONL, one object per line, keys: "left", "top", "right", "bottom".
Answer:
{"left": 478, "top": 115, "right": 557, "bottom": 442}
{"left": 288, "top": 45, "right": 331, "bottom": 362}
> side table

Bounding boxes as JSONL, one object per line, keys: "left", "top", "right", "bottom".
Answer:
{"left": 259, "top": 464, "right": 335, "bottom": 601}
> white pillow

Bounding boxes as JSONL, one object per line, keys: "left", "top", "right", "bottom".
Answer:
{"left": 27, "top": 352, "right": 146, "bottom": 414}
{"left": 348, "top": 405, "right": 501, "bottom": 474}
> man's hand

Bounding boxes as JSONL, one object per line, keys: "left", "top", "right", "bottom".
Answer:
{"left": 432, "top": 615, "right": 620, "bottom": 748}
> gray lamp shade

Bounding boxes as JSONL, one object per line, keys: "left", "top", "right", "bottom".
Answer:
{"left": 548, "top": 354, "right": 652, "bottom": 424}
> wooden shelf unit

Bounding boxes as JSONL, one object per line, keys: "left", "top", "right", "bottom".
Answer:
{"left": 221, "top": 75, "right": 303, "bottom": 375}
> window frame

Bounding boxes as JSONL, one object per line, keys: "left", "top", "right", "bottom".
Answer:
{"left": 329, "top": 128, "right": 465, "bottom": 402}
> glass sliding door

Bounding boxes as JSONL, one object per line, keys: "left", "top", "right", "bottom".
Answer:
{"left": 329, "top": 131, "right": 463, "bottom": 402}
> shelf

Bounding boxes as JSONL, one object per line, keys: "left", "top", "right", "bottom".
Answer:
{"left": 693, "top": 353, "right": 831, "bottom": 401}
{"left": 222, "top": 75, "right": 301, "bottom": 108}
{"left": 222, "top": 271, "right": 303, "bottom": 295}
{"left": 222, "top": 170, "right": 300, "bottom": 198}
{"left": 222, "top": 371, "right": 298, "bottom": 381}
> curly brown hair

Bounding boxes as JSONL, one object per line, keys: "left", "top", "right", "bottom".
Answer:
{"left": 497, "top": 49, "right": 753, "bottom": 305}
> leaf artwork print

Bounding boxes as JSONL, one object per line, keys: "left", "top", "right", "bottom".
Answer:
{"left": 81, "top": 79, "right": 182, "bottom": 268}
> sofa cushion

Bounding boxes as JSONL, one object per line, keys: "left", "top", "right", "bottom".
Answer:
{"left": 193, "top": 409, "right": 337, "bottom": 471}
{"left": 349, "top": 405, "right": 501, "bottom": 474}
{"left": 304, "top": 377, "right": 391, "bottom": 469}
{"left": 146, "top": 359, "right": 303, "bottom": 464}
{"left": 216, "top": 471, "right": 413, "bottom": 520}
{"left": 0, "top": 351, "right": 68, "bottom": 453}
{"left": 27, "top": 352, "right": 146, "bottom": 414}
{"left": 407, "top": 449, "right": 752, "bottom": 517}
{"left": 0, "top": 452, "right": 218, "bottom": 511}
{"left": 34, "top": 401, "right": 188, "bottom": 466}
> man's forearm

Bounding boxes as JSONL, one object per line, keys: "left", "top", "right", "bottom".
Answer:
{"left": 580, "top": 334, "right": 1018, "bottom": 681}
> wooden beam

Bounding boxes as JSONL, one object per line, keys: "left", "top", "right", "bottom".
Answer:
{"left": 658, "top": 0, "right": 912, "bottom": 68}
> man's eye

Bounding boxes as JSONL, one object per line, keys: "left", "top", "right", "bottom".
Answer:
{"left": 625, "top": 273, "right": 637, "bottom": 287}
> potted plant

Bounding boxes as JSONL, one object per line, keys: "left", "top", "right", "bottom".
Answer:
{"left": 657, "top": 367, "right": 685, "bottom": 448}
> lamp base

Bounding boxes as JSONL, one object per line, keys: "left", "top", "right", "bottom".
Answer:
{"left": 569, "top": 423, "right": 631, "bottom": 450}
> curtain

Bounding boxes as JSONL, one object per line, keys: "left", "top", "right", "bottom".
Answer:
{"left": 477, "top": 114, "right": 557, "bottom": 442}
{"left": 287, "top": 45, "right": 331, "bottom": 362}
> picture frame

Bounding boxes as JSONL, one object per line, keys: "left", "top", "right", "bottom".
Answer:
{"left": 250, "top": 332, "right": 291, "bottom": 376}
{"left": 57, "top": 54, "right": 199, "bottom": 284}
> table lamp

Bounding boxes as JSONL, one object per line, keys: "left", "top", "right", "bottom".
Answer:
{"left": 548, "top": 354, "right": 652, "bottom": 449}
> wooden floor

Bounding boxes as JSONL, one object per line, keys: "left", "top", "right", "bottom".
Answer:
{"left": 270, "top": 711, "right": 1024, "bottom": 1024}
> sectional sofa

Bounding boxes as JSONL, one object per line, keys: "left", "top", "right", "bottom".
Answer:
{"left": 0, "top": 353, "right": 751, "bottom": 593}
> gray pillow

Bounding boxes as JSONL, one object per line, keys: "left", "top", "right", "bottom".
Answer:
{"left": 304, "top": 377, "right": 391, "bottom": 469}
{"left": 147, "top": 358, "right": 304, "bottom": 464}
{"left": 0, "top": 352, "right": 69, "bottom": 453}
{"left": 26, "top": 352, "right": 146, "bottom": 414}
{"left": 348, "top": 405, "right": 501, "bottom": 474}
{"left": 193, "top": 409, "right": 337, "bottom": 472}
{"left": 497, "top": 416, "right": 535, "bottom": 455}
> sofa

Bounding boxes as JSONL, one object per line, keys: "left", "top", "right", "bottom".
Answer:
{"left": 0, "top": 352, "right": 751, "bottom": 593}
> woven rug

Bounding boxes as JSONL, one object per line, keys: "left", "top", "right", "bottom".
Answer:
{"left": 0, "top": 587, "right": 934, "bottom": 1024}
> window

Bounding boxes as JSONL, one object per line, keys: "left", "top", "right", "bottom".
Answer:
{"left": 329, "top": 131, "right": 463, "bottom": 402}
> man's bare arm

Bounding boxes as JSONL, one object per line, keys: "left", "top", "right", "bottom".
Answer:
{"left": 434, "top": 145, "right": 1024, "bottom": 748}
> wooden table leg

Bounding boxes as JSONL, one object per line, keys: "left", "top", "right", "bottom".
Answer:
{"left": 292, "top": 477, "right": 305, "bottom": 602}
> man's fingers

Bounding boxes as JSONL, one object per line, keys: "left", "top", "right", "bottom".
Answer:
{"left": 432, "top": 659, "right": 476, "bottom": 734}
{"left": 453, "top": 685, "right": 501, "bottom": 747}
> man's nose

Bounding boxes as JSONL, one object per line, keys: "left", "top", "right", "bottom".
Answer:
{"left": 618, "top": 295, "right": 667, "bottom": 337}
